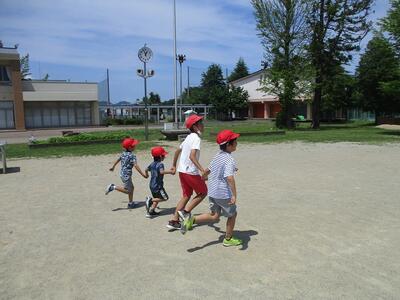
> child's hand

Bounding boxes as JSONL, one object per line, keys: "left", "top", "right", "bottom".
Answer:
{"left": 228, "top": 196, "right": 236, "bottom": 205}
{"left": 109, "top": 167, "right": 115, "bottom": 172}
{"left": 170, "top": 166, "right": 176, "bottom": 175}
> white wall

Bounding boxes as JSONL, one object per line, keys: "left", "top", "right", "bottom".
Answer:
{"left": 22, "top": 81, "right": 98, "bottom": 102}
{"left": 231, "top": 73, "right": 278, "bottom": 102}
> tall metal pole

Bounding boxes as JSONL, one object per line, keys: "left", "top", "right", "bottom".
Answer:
{"left": 173, "top": 0, "right": 178, "bottom": 127}
{"left": 106, "top": 68, "right": 110, "bottom": 106}
{"left": 144, "top": 61, "right": 148, "bottom": 141}
{"left": 187, "top": 66, "right": 190, "bottom": 98}
{"left": 179, "top": 60, "right": 182, "bottom": 123}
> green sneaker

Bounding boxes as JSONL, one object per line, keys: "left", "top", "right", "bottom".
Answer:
{"left": 223, "top": 237, "right": 242, "bottom": 247}
{"left": 180, "top": 216, "right": 195, "bottom": 235}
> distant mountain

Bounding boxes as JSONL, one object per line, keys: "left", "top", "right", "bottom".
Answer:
{"left": 115, "top": 101, "right": 134, "bottom": 105}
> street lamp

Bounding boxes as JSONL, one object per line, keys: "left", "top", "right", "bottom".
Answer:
{"left": 177, "top": 54, "right": 186, "bottom": 123}
{"left": 173, "top": 0, "right": 178, "bottom": 128}
{"left": 137, "top": 44, "right": 154, "bottom": 141}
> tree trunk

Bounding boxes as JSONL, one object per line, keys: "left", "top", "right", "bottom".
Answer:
{"left": 312, "top": 73, "right": 322, "bottom": 129}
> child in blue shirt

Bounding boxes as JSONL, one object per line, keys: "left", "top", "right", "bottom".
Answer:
{"left": 144, "top": 146, "right": 174, "bottom": 218}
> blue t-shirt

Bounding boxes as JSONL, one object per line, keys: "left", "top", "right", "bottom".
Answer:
{"left": 119, "top": 151, "right": 137, "bottom": 180}
{"left": 147, "top": 161, "right": 164, "bottom": 192}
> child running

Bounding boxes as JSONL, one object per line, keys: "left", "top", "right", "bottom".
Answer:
{"left": 105, "top": 137, "right": 148, "bottom": 208}
{"left": 167, "top": 114, "right": 208, "bottom": 230}
{"left": 144, "top": 146, "right": 174, "bottom": 218}
{"left": 181, "top": 129, "right": 242, "bottom": 247}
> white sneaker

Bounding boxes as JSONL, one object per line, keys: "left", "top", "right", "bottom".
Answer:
{"left": 105, "top": 184, "right": 115, "bottom": 195}
{"left": 145, "top": 196, "right": 153, "bottom": 214}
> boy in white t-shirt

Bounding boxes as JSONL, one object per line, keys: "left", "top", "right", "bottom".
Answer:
{"left": 167, "top": 114, "right": 208, "bottom": 231}
{"left": 181, "top": 129, "right": 242, "bottom": 247}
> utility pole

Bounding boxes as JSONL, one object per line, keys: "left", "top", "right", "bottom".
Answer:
{"left": 187, "top": 66, "right": 190, "bottom": 98}
{"left": 173, "top": 0, "right": 178, "bottom": 128}
{"left": 177, "top": 54, "right": 186, "bottom": 123}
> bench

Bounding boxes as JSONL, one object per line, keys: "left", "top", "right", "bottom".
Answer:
{"left": 178, "top": 134, "right": 189, "bottom": 142}
{"left": 0, "top": 142, "right": 7, "bottom": 174}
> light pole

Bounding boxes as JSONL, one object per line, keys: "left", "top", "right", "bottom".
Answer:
{"left": 173, "top": 0, "right": 178, "bottom": 128}
{"left": 177, "top": 54, "right": 186, "bottom": 123}
{"left": 137, "top": 44, "right": 154, "bottom": 141}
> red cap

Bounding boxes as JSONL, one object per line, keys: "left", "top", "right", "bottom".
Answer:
{"left": 151, "top": 146, "right": 168, "bottom": 157}
{"left": 185, "top": 114, "right": 204, "bottom": 129}
{"left": 122, "top": 138, "right": 139, "bottom": 149}
{"left": 216, "top": 129, "right": 240, "bottom": 145}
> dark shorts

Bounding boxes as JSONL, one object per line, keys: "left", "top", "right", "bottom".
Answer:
{"left": 179, "top": 172, "right": 208, "bottom": 198}
{"left": 151, "top": 188, "right": 169, "bottom": 201}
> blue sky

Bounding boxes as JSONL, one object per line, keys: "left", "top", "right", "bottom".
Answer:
{"left": 0, "top": 0, "right": 391, "bottom": 103}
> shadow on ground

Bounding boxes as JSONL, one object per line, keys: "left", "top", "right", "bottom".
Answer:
{"left": 187, "top": 224, "right": 258, "bottom": 252}
{"left": 0, "top": 167, "right": 21, "bottom": 174}
{"left": 379, "top": 131, "right": 400, "bottom": 136}
{"left": 112, "top": 201, "right": 146, "bottom": 211}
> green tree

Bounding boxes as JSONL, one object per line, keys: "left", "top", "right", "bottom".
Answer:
{"left": 20, "top": 54, "right": 31, "bottom": 79}
{"left": 322, "top": 64, "right": 356, "bottom": 114}
{"left": 380, "top": 0, "right": 400, "bottom": 55}
{"left": 307, "top": 0, "right": 373, "bottom": 128}
{"left": 198, "top": 64, "right": 248, "bottom": 119}
{"left": 181, "top": 86, "right": 205, "bottom": 104}
{"left": 228, "top": 58, "right": 250, "bottom": 82}
{"left": 141, "top": 92, "right": 161, "bottom": 104}
{"left": 356, "top": 34, "right": 400, "bottom": 123}
{"left": 200, "top": 64, "right": 226, "bottom": 106}
{"left": 252, "top": 0, "right": 311, "bottom": 128}
{"left": 148, "top": 92, "right": 161, "bottom": 104}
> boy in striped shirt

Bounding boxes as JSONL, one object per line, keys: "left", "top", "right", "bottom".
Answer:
{"left": 181, "top": 129, "right": 242, "bottom": 247}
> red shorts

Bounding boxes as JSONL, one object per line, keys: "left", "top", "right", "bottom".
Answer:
{"left": 179, "top": 172, "right": 208, "bottom": 198}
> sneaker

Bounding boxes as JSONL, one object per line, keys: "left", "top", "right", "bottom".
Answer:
{"left": 145, "top": 196, "right": 153, "bottom": 214}
{"left": 223, "top": 237, "right": 242, "bottom": 247}
{"left": 105, "top": 184, "right": 115, "bottom": 195}
{"left": 178, "top": 210, "right": 191, "bottom": 224}
{"left": 146, "top": 210, "right": 160, "bottom": 218}
{"left": 180, "top": 216, "right": 195, "bottom": 235}
{"left": 127, "top": 202, "right": 137, "bottom": 209}
{"left": 166, "top": 220, "right": 181, "bottom": 230}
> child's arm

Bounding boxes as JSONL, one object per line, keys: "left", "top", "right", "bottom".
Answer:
{"left": 226, "top": 175, "right": 237, "bottom": 205}
{"left": 109, "top": 158, "right": 121, "bottom": 171}
{"left": 135, "top": 164, "right": 148, "bottom": 178}
{"left": 201, "top": 168, "right": 211, "bottom": 180}
{"left": 171, "top": 148, "right": 182, "bottom": 175}
{"left": 189, "top": 149, "right": 205, "bottom": 175}
{"left": 144, "top": 168, "right": 149, "bottom": 178}
{"left": 160, "top": 168, "right": 175, "bottom": 175}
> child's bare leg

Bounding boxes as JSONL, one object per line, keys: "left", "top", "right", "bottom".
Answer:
{"left": 151, "top": 198, "right": 167, "bottom": 210}
{"left": 184, "top": 193, "right": 207, "bottom": 213}
{"left": 225, "top": 212, "right": 237, "bottom": 239}
{"left": 172, "top": 196, "right": 190, "bottom": 221}
{"left": 114, "top": 186, "right": 129, "bottom": 194}
{"left": 193, "top": 211, "right": 220, "bottom": 224}
{"left": 128, "top": 190, "right": 133, "bottom": 203}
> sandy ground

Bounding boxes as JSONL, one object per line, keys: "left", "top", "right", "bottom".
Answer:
{"left": 1, "top": 142, "right": 400, "bottom": 299}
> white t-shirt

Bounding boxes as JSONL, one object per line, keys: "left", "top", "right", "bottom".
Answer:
{"left": 177, "top": 132, "right": 201, "bottom": 175}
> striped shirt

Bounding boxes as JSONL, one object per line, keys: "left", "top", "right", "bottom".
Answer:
{"left": 207, "top": 151, "right": 237, "bottom": 199}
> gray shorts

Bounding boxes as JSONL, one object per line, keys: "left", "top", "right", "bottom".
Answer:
{"left": 121, "top": 176, "right": 134, "bottom": 193}
{"left": 209, "top": 197, "right": 237, "bottom": 218}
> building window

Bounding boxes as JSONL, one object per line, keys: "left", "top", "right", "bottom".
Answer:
{"left": 0, "top": 101, "right": 15, "bottom": 129}
{"left": 0, "top": 66, "right": 10, "bottom": 81}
